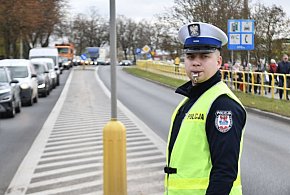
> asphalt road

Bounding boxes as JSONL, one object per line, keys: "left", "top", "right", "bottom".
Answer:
{"left": 98, "top": 65, "right": 290, "bottom": 195}
{"left": 0, "top": 69, "right": 71, "bottom": 194}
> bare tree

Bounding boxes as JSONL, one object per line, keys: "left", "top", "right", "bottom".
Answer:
{"left": 116, "top": 16, "right": 137, "bottom": 60}
{"left": 251, "top": 3, "right": 290, "bottom": 63}
{"left": 156, "top": 0, "right": 245, "bottom": 61}
{"left": 70, "top": 9, "right": 109, "bottom": 55}
{"left": 0, "top": 0, "right": 67, "bottom": 58}
{"left": 85, "top": 8, "right": 109, "bottom": 47}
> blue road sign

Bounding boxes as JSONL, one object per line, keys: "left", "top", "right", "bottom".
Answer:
{"left": 80, "top": 54, "right": 87, "bottom": 60}
{"left": 135, "top": 48, "right": 141, "bottom": 54}
{"left": 228, "top": 19, "right": 255, "bottom": 50}
{"left": 146, "top": 53, "right": 152, "bottom": 59}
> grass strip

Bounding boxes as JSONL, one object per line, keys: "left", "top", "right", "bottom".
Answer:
{"left": 123, "top": 67, "right": 290, "bottom": 118}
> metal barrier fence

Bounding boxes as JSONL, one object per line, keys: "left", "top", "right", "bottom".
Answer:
{"left": 136, "top": 60, "right": 290, "bottom": 100}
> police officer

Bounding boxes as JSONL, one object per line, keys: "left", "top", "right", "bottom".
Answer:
{"left": 164, "top": 22, "right": 247, "bottom": 195}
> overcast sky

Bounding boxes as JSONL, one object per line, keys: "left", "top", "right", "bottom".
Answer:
{"left": 69, "top": 0, "right": 173, "bottom": 21}
{"left": 69, "top": 0, "right": 290, "bottom": 21}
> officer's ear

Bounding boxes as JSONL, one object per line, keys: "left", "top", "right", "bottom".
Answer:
{"left": 215, "top": 51, "right": 222, "bottom": 67}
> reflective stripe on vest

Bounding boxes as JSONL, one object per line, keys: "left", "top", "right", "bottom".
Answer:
{"left": 165, "top": 81, "right": 245, "bottom": 195}
{"left": 165, "top": 175, "right": 241, "bottom": 190}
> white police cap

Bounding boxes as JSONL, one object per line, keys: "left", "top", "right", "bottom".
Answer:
{"left": 178, "top": 22, "right": 228, "bottom": 53}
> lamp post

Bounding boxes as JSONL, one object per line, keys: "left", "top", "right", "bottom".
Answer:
{"left": 103, "top": 0, "right": 127, "bottom": 194}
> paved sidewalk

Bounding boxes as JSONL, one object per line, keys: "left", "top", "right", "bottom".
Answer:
{"left": 5, "top": 67, "right": 166, "bottom": 195}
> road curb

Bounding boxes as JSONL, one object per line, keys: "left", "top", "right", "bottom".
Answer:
{"left": 245, "top": 107, "right": 290, "bottom": 124}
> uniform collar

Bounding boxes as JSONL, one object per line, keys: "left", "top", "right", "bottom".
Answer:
{"left": 175, "top": 71, "right": 221, "bottom": 98}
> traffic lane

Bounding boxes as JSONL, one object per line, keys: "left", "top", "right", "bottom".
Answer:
{"left": 0, "top": 69, "right": 71, "bottom": 194}
{"left": 98, "top": 65, "right": 183, "bottom": 140}
{"left": 242, "top": 114, "right": 290, "bottom": 195}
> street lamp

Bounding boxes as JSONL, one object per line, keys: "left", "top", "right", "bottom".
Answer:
{"left": 103, "top": 1, "right": 127, "bottom": 195}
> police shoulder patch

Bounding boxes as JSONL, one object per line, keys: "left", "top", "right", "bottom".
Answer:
{"left": 215, "top": 110, "right": 233, "bottom": 133}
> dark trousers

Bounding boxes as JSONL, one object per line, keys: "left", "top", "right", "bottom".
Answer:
{"left": 278, "top": 79, "right": 289, "bottom": 99}
{"left": 174, "top": 65, "right": 179, "bottom": 73}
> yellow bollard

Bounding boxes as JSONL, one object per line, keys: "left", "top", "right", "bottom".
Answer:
{"left": 103, "top": 119, "right": 127, "bottom": 195}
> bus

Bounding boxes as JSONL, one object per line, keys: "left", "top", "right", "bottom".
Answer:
{"left": 55, "top": 43, "right": 74, "bottom": 69}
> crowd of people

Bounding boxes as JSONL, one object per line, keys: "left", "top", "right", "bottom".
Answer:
{"left": 221, "top": 54, "right": 290, "bottom": 100}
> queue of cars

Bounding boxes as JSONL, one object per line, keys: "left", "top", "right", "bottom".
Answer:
{"left": 0, "top": 51, "right": 62, "bottom": 118}
{"left": 72, "top": 56, "right": 134, "bottom": 66}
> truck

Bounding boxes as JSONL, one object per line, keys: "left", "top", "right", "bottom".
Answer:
{"left": 85, "top": 47, "right": 99, "bottom": 61}
{"left": 55, "top": 43, "right": 75, "bottom": 69}
{"left": 96, "top": 47, "right": 110, "bottom": 65}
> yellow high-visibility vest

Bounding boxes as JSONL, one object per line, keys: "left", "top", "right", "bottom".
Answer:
{"left": 174, "top": 57, "right": 180, "bottom": 65}
{"left": 165, "top": 81, "right": 245, "bottom": 195}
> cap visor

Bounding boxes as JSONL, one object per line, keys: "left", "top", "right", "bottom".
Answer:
{"left": 184, "top": 49, "right": 216, "bottom": 54}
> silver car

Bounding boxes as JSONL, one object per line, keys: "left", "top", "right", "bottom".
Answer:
{"left": 30, "top": 58, "right": 57, "bottom": 89}
{"left": 0, "top": 67, "right": 21, "bottom": 117}
{"left": 0, "top": 59, "right": 38, "bottom": 106}
{"left": 32, "top": 62, "right": 51, "bottom": 97}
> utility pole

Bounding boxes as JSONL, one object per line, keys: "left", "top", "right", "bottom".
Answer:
{"left": 243, "top": 0, "right": 250, "bottom": 67}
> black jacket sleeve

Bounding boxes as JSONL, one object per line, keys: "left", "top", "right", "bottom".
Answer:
{"left": 205, "top": 94, "right": 246, "bottom": 195}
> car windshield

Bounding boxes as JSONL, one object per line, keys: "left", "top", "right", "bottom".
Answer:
{"left": 33, "top": 63, "right": 46, "bottom": 74}
{"left": 0, "top": 69, "right": 8, "bottom": 82}
{"left": 7, "top": 66, "right": 28, "bottom": 78}
{"left": 31, "top": 56, "right": 56, "bottom": 67}
{"left": 60, "top": 57, "right": 68, "bottom": 62}
{"left": 57, "top": 48, "right": 69, "bottom": 54}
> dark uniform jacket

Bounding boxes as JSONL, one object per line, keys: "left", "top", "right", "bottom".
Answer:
{"left": 168, "top": 71, "right": 246, "bottom": 195}
{"left": 277, "top": 61, "right": 290, "bottom": 74}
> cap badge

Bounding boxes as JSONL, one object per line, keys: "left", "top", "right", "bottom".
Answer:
{"left": 188, "top": 24, "right": 200, "bottom": 37}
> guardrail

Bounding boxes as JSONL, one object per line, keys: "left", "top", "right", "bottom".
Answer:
{"left": 136, "top": 60, "right": 290, "bottom": 100}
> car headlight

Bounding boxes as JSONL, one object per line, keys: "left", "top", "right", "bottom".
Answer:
{"left": 0, "top": 92, "right": 12, "bottom": 101}
{"left": 50, "top": 72, "right": 56, "bottom": 78}
{"left": 20, "top": 83, "right": 30, "bottom": 89}
{"left": 38, "top": 83, "right": 46, "bottom": 88}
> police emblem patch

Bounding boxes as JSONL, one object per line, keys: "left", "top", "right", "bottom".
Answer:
{"left": 215, "top": 111, "right": 233, "bottom": 133}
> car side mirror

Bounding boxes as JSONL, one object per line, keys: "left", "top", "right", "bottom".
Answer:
{"left": 31, "top": 74, "right": 37, "bottom": 78}
{"left": 55, "top": 67, "right": 58, "bottom": 71}
{"left": 44, "top": 70, "right": 49, "bottom": 74}
{"left": 10, "top": 79, "right": 19, "bottom": 84}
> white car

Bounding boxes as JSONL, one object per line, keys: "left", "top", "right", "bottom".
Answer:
{"left": 29, "top": 47, "right": 60, "bottom": 86}
{"left": 119, "top": 60, "right": 133, "bottom": 66}
{"left": 0, "top": 59, "right": 38, "bottom": 106}
{"left": 30, "top": 58, "right": 57, "bottom": 89}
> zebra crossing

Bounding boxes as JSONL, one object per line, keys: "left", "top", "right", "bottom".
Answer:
{"left": 6, "top": 67, "right": 166, "bottom": 195}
